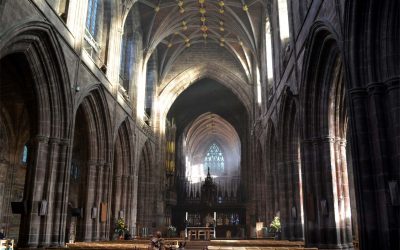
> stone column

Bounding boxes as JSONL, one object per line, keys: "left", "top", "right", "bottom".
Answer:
{"left": 83, "top": 161, "right": 97, "bottom": 241}
{"left": 41, "top": 138, "right": 69, "bottom": 247}
{"left": 112, "top": 175, "right": 122, "bottom": 220}
{"left": 385, "top": 78, "right": 400, "bottom": 250}
{"left": 281, "top": 158, "right": 303, "bottom": 241}
{"left": 348, "top": 79, "right": 400, "bottom": 250}
{"left": 93, "top": 161, "right": 105, "bottom": 241}
{"left": 278, "top": 159, "right": 290, "bottom": 240}
{"left": 131, "top": 174, "right": 139, "bottom": 236}
{"left": 290, "top": 159, "right": 304, "bottom": 241}
{"left": 302, "top": 136, "right": 354, "bottom": 250}
{"left": 18, "top": 135, "right": 49, "bottom": 247}
{"left": 101, "top": 163, "right": 111, "bottom": 240}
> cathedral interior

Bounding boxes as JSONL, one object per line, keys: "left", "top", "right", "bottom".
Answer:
{"left": 0, "top": 0, "right": 399, "bottom": 249}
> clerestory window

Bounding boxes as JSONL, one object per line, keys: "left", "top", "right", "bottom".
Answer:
{"left": 86, "top": 0, "right": 99, "bottom": 36}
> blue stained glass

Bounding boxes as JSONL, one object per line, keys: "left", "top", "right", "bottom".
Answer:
{"left": 90, "top": 0, "right": 98, "bottom": 35}
{"left": 204, "top": 143, "right": 224, "bottom": 175}
{"left": 86, "top": 0, "right": 93, "bottom": 29}
{"left": 22, "top": 145, "right": 28, "bottom": 164}
{"left": 127, "top": 42, "right": 133, "bottom": 77}
{"left": 86, "top": 0, "right": 98, "bottom": 35}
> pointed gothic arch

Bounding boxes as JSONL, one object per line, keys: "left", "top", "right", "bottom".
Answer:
{"left": 137, "top": 140, "right": 154, "bottom": 233}
{"left": 265, "top": 120, "right": 279, "bottom": 223}
{"left": 110, "top": 119, "right": 135, "bottom": 239}
{"left": 70, "top": 88, "right": 112, "bottom": 242}
{"left": 277, "top": 88, "right": 303, "bottom": 241}
{"left": 0, "top": 20, "right": 73, "bottom": 247}
{"left": 300, "top": 22, "right": 354, "bottom": 249}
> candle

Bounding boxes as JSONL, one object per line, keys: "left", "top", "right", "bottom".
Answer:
{"left": 185, "top": 212, "right": 188, "bottom": 220}
{"left": 214, "top": 212, "right": 216, "bottom": 221}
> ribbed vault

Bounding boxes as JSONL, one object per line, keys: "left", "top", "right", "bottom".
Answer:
{"left": 132, "top": 0, "right": 265, "bottom": 81}
{"left": 184, "top": 112, "right": 240, "bottom": 177}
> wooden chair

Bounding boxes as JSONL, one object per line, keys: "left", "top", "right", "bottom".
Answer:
{"left": 188, "top": 230, "right": 197, "bottom": 240}
{"left": 197, "top": 230, "right": 207, "bottom": 240}
{"left": 208, "top": 228, "right": 215, "bottom": 239}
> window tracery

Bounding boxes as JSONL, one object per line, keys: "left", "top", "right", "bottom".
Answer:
{"left": 204, "top": 143, "right": 224, "bottom": 175}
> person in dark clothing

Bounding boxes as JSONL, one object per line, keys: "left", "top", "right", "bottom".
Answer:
{"left": 150, "top": 231, "right": 164, "bottom": 250}
{"left": 0, "top": 228, "right": 5, "bottom": 239}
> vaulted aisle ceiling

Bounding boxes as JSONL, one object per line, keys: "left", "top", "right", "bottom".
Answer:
{"left": 133, "top": 0, "right": 265, "bottom": 82}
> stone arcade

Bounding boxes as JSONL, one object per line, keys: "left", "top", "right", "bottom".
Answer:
{"left": 0, "top": 1, "right": 398, "bottom": 250}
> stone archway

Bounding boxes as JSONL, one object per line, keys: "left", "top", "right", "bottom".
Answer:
{"left": 0, "top": 54, "right": 35, "bottom": 241}
{"left": 300, "top": 22, "right": 354, "bottom": 249}
{"left": 278, "top": 90, "right": 304, "bottom": 241}
{"left": 69, "top": 88, "right": 112, "bottom": 242}
{"left": 265, "top": 121, "right": 279, "bottom": 224}
{"left": 0, "top": 21, "right": 72, "bottom": 247}
{"left": 253, "top": 141, "right": 267, "bottom": 225}
{"left": 136, "top": 140, "right": 154, "bottom": 235}
{"left": 110, "top": 119, "right": 135, "bottom": 239}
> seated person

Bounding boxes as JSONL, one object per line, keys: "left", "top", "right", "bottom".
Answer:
{"left": 150, "top": 231, "right": 164, "bottom": 250}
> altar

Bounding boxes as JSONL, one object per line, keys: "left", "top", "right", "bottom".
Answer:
{"left": 172, "top": 169, "right": 246, "bottom": 239}
{"left": 186, "top": 227, "right": 215, "bottom": 240}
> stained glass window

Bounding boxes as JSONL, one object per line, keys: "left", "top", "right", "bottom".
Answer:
{"left": 204, "top": 143, "right": 224, "bottom": 175}
{"left": 22, "top": 145, "right": 28, "bottom": 164}
{"left": 120, "top": 36, "right": 135, "bottom": 90}
{"left": 86, "top": 0, "right": 98, "bottom": 36}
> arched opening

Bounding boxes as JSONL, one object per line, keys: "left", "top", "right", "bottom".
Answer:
{"left": 182, "top": 113, "right": 241, "bottom": 202}
{"left": 300, "top": 25, "right": 356, "bottom": 249}
{"left": 144, "top": 53, "right": 157, "bottom": 122}
{"left": 277, "top": 0, "right": 291, "bottom": 67}
{"left": 254, "top": 141, "right": 267, "bottom": 227}
{"left": 265, "top": 16, "right": 275, "bottom": 100}
{"left": 66, "top": 106, "right": 89, "bottom": 242}
{"left": 119, "top": 6, "right": 141, "bottom": 94}
{"left": 266, "top": 122, "right": 279, "bottom": 224}
{"left": 110, "top": 120, "right": 134, "bottom": 239}
{"left": 67, "top": 89, "right": 112, "bottom": 242}
{"left": 278, "top": 92, "right": 304, "bottom": 241}
{"left": 136, "top": 141, "right": 153, "bottom": 236}
{"left": 167, "top": 78, "right": 249, "bottom": 238}
{"left": 0, "top": 54, "right": 36, "bottom": 241}
{"left": 0, "top": 22, "right": 72, "bottom": 247}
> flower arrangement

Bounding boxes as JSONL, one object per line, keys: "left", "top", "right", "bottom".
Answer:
{"left": 270, "top": 216, "right": 281, "bottom": 232}
{"left": 115, "top": 218, "right": 128, "bottom": 236}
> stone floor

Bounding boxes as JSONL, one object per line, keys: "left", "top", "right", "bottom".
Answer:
{"left": 64, "top": 239, "right": 316, "bottom": 250}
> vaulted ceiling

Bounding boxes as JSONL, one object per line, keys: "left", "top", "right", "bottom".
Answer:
{"left": 167, "top": 78, "right": 248, "bottom": 138}
{"left": 132, "top": 0, "right": 265, "bottom": 84}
